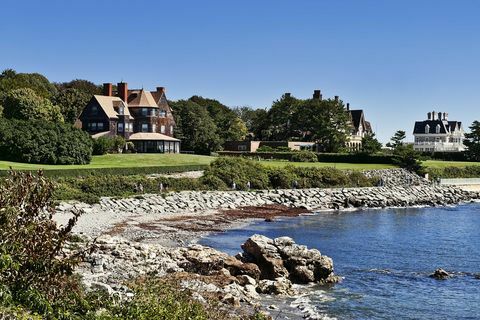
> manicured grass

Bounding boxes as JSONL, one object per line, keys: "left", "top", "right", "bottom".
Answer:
{"left": 258, "top": 160, "right": 397, "bottom": 170}
{"left": 422, "top": 160, "right": 480, "bottom": 168}
{"left": 0, "top": 153, "right": 215, "bottom": 170}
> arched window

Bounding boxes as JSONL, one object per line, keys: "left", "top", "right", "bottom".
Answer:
{"left": 425, "top": 124, "right": 430, "bottom": 134}
{"left": 436, "top": 124, "right": 441, "bottom": 134}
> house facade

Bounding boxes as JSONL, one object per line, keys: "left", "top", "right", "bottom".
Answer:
{"left": 346, "top": 103, "right": 373, "bottom": 151}
{"left": 78, "top": 82, "right": 180, "bottom": 153}
{"left": 413, "top": 111, "right": 465, "bottom": 152}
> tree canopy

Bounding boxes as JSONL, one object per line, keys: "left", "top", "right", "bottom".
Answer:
{"left": 361, "top": 133, "right": 383, "bottom": 154}
{"left": 464, "top": 120, "right": 480, "bottom": 161}
{"left": 2, "top": 88, "right": 64, "bottom": 122}
{"left": 0, "top": 69, "right": 57, "bottom": 99}
{"left": 51, "top": 88, "right": 90, "bottom": 123}
{"left": 387, "top": 130, "right": 406, "bottom": 148}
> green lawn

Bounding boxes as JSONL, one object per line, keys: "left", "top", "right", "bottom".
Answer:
{"left": 422, "top": 160, "right": 480, "bottom": 168}
{"left": 258, "top": 160, "right": 396, "bottom": 170}
{"left": 0, "top": 153, "right": 215, "bottom": 170}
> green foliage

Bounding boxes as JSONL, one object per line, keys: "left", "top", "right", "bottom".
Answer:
{"left": 290, "top": 151, "right": 317, "bottom": 162}
{"left": 425, "top": 165, "right": 480, "bottom": 179}
{"left": 463, "top": 120, "right": 480, "bottom": 161}
{"left": 92, "top": 136, "right": 126, "bottom": 155}
{"left": 0, "top": 69, "right": 57, "bottom": 99}
{"left": 232, "top": 106, "right": 269, "bottom": 140}
{"left": 387, "top": 130, "right": 406, "bottom": 148}
{"left": 2, "top": 88, "right": 64, "bottom": 122}
{"left": 203, "top": 157, "right": 270, "bottom": 190}
{"left": 54, "top": 79, "right": 101, "bottom": 96}
{"left": 51, "top": 88, "right": 90, "bottom": 124}
{"left": 170, "top": 99, "right": 222, "bottom": 154}
{"left": 218, "top": 151, "right": 395, "bottom": 164}
{"left": 361, "top": 133, "right": 382, "bottom": 154}
{"left": 0, "top": 118, "right": 92, "bottom": 165}
{"left": 227, "top": 117, "right": 249, "bottom": 141}
{"left": 256, "top": 145, "right": 292, "bottom": 152}
{"left": 0, "top": 171, "right": 85, "bottom": 318}
{"left": 392, "top": 144, "right": 423, "bottom": 173}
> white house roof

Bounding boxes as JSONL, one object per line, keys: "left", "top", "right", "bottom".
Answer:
{"left": 128, "top": 132, "right": 180, "bottom": 141}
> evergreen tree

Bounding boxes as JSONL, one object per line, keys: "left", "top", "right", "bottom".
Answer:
{"left": 464, "top": 120, "right": 480, "bottom": 161}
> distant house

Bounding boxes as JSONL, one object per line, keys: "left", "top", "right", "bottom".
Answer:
{"left": 346, "top": 104, "right": 373, "bottom": 151}
{"left": 78, "top": 82, "right": 180, "bottom": 153}
{"left": 413, "top": 111, "right": 465, "bottom": 152}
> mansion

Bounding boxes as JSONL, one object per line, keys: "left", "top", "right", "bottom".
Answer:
{"left": 413, "top": 111, "right": 465, "bottom": 152}
{"left": 78, "top": 82, "right": 180, "bottom": 153}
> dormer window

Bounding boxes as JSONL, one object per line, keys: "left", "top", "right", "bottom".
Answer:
{"left": 141, "top": 108, "right": 148, "bottom": 116}
{"left": 91, "top": 105, "right": 98, "bottom": 115}
{"left": 436, "top": 124, "right": 441, "bottom": 134}
{"left": 159, "top": 110, "right": 166, "bottom": 117}
{"left": 118, "top": 106, "right": 124, "bottom": 115}
{"left": 425, "top": 124, "right": 430, "bottom": 133}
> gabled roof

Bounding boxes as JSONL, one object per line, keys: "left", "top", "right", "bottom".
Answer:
{"left": 349, "top": 110, "right": 364, "bottom": 130}
{"left": 127, "top": 89, "right": 159, "bottom": 108}
{"left": 93, "top": 95, "right": 132, "bottom": 119}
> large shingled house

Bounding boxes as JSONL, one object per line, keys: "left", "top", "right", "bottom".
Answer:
{"left": 413, "top": 111, "right": 465, "bottom": 152}
{"left": 78, "top": 82, "right": 180, "bottom": 153}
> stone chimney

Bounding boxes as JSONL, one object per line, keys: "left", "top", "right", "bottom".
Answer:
{"left": 284, "top": 93, "right": 291, "bottom": 98}
{"left": 346, "top": 103, "right": 350, "bottom": 111}
{"left": 313, "top": 90, "right": 322, "bottom": 100}
{"left": 427, "top": 112, "right": 432, "bottom": 120}
{"left": 432, "top": 111, "right": 437, "bottom": 121}
{"left": 437, "top": 112, "right": 442, "bottom": 120}
{"left": 103, "top": 83, "right": 113, "bottom": 96}
{"left": 156, "top": 87, "right": 166, "bottom": 95}
{"left": 334, "top": 96, "right": 339, "bottom": 102}
{"left": 117, "top": 82, "right": 128, "bottom": 102}
{"left": 443, "top": 112, "right": 449, "bottom": 120}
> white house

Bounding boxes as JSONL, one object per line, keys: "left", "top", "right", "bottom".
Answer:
{"left": 413, "top": 111, "right": 465, "bottom": 152}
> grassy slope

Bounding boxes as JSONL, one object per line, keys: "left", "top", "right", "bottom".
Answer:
{"left": 0, "top": 154, "right": 214, "bottom": 170}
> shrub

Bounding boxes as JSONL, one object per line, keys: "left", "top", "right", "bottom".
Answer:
{"left": 92, "top": 136, "right": 126, "bottom": 155}
{"left": 0, "top": 171, "right": 85, "bottom": 318}
{"left": 290, "top": 151, "right": 317, "bottom": 162}
{"left": 202, "top": 157, "right": 270, "bottom": 190}
{"left": 0, "top": 118, "right": 92, "bottom": 165}
{"left": 267, "top": 166, "right": 297, "bottom": 189}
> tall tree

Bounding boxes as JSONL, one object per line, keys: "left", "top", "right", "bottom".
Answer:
{"left": 2, "top": 88, "right": 63, "bottom": 122}
{"left": 265, "top": 94, "right": 299, "bottom": 141}
{"left": 361, "top": 133, "right": 383, "bottom": 154}
{"left": 387, "top": 130, "right": 406, "bottom": 148}
{"left": 0, "top": 69, "right": 57, "bottom": 99}
{"left": 54, "top": 79, "right": 101, "bottom": 96}
{"left": 297, "top": 98, "right": 351, "bottom": 152}
{"left": 51, "top": 88, "right": 90, "bottom": 124}
{"left": 233, "top": 106, "right": 269, "bottom": 140}
{"left": 170, "top": 100, "right": 222, "bottom": 154}
{"left": 464, "top": 120, "right": 480, "bottom": 161}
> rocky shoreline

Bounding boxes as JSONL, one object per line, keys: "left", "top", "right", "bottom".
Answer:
{"left": 54, "top": 169, "right": 480, "bottom": 319}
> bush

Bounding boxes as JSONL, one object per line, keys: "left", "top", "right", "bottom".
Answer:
{"left": 266, "top": 166, "right": 297, "bottom": 189}
{"left": 425, "top": 165, "right": 480, "bottom": 179}
{"left": 92, "top": 136, "right": 126, "bottom": 155}
{"left": 0, "top": 171, "right": 85, "bottom": 318}
{"left": 290, "top": 151, "right": 317, "bottom": 162}
{"left": 203, "top": 157, "right": 270, "bottom": 190}
{"left": 0, "top": 118, "right": 92, "bottom": 165}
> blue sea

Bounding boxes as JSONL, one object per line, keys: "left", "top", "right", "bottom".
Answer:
{"left": 199, "top": 203, "right": 480, "bottom": 320}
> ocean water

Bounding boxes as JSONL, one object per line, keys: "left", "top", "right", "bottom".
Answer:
{"left": 199, "top": 203, "right": 480, "bottom": 320}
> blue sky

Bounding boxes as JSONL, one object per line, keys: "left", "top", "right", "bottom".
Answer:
{"left": 1, "top": 0, "right": 480, "bottom": 142}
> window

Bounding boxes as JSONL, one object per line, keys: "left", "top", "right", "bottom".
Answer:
{"left": 152, "top": 124, "right": 157, "bottom": 132}
{"left": 170, "top": 125, "right": 173, "bottom": 134}
{"left": 436, "top": 124, "right": 441, "bottom": 134}
{"left": 159, "top": 110, "right": 166, "bottom": 117}
{"left": 238, "top": 145, "right": 247, "bottom": 151}
{"left": 142, "top": 123, "right": 148, "bottom": 132}
{"left": 91, "top": 123, "right": 97, "bottom": 130}
{"left": 97, "top": 122, "right": 104, "bottom": 130}
{"left": 141, "top": 108, "right": 148, "bottom": 116}
{"left": 118, "top": 123, "right": 124, "bottom": 132}
{"left": 118, "top": 106, "right": 124, "bottom": 115}
{"left": 160, "top": 125, "right": 165, "bottom": 133}
{"left": 425, "top": 124, "right": 430, "bottom": 134}
{"left": 91, "top": 105, "right": 98, "bottom": 115}
{"left": 128, "top": 123, "right": 133, "bottom": 132}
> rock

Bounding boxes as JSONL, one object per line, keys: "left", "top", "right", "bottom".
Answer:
{"left": 290, "top": 265, "right": 315, "bottom": 284}
{"left": 430, "top": 268, "right": 450, "bottom": 280}
{"left": 236, "top": 274, "right": 257, "bottom": 286}
{"left": 241, "top": 235, "right": 289, "bottom": 280}
{"left": 474, "top": 273, "right": 480, "bottom": 280}
{"left": 257, "top": 277, "right": 294, "bottom": 295}
{"left": 224, "top": 256, "right": 261, "bottom": 280}
{"left": 221, "top": 293, "right": 240, "bottom": 307}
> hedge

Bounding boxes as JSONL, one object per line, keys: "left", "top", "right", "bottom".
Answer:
{"left": 420, "top": 152, "right": 469, "bottom": 162}
{"left": 218, "top": 151, "right": 395, "bottom": 164}
{"left": 0, "top": 164, "right": 210, "bottom": 178}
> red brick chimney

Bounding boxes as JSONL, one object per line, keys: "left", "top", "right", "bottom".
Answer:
{"left": 117, "top": 82, "right": 128, "bottom": 102}
{"left": 103, "top": 83, "right": 113, "bottom": 96}
{"left": 156, "top": 87, "right": 166, "bottom": 95}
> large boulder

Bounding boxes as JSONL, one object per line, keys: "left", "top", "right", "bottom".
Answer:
{"left": 241, "top": 234, "right": 337, "bottom": 285}
{"left": 241, "top": 235, "right": 289, "bottom": 280}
